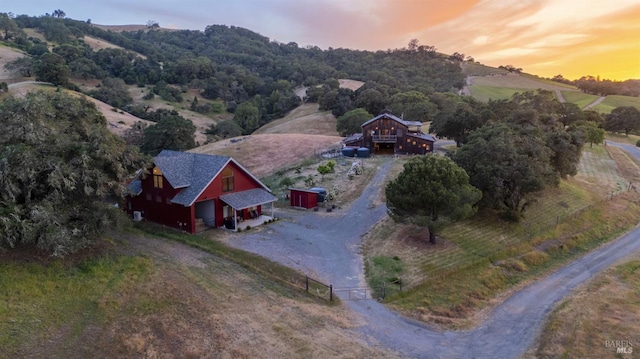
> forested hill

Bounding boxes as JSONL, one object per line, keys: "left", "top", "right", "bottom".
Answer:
{"left": 1, "top": 14, "right": 465, "bottom": 131}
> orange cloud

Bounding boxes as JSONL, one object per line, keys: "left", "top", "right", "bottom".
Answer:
{"left": 264, "top": 0, "right": 480, "bottom": 50}
{"left": 413, "top": 0, "right": 640, "bottom": 80}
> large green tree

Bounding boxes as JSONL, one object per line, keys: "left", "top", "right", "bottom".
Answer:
{"left": 604, "top": 106, "right": 640, "bottom": 136}
{"left": 0, "top": 91, "right": 148, "bottom": 256}
{"left": 88, "top": 77, "right": 133, "bottom": 108}
{"left": 0, "top": 12, "right": 22, "bottom": 40}
{"left": 4, "top": 56, "right": 34, "bottom": 77}
{"left": 34, "top": 52, "right": 70, "bottom": 86}
{"left": 233, "top": 101, "right": 261, "bottom": 134}
{"left": 573, "top": 121, "right": 605, "bottom": 148}
{"left": 141, "top": 114, "right": 196, "bottom": 156}
{"left": 210, "top": 119, "right": 243, "bottom": 139}
{"left": 429, "top": 99, "right": 486, "bottom": 147}
{"left": 387, "top": 91, "right": 437, "bottom": 122}
{"left": 454, "top": 123, "right": 556, "bottom": 220}
{"left": 386, "top": 155, "right": 481, "bottom": 244}
{"left": 336, "top": 108, "right": 373, "bottom": 136}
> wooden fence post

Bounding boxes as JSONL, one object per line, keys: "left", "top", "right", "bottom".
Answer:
{"left": 305, "top": 275, "right": 309, "bottom": 292}
{"left": 329, "top": 285, "right": 333, "bottom": 301}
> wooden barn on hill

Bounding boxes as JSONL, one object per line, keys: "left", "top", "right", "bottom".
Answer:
{"left": 343, "top": 112, "right": 435, "bottom": 155}
{"left": 126, "top": 150, "right": 277, "bottom": 233}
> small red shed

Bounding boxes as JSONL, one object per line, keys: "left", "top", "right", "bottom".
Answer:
{"left": 289, "top": 188, "right": 318, "bottom": 209}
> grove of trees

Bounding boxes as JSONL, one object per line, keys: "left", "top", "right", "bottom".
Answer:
{"left": 1, "top": 13, "right": 466, "bottom": 135}
{"left": 452, "top": 91, "right": 585, "bottom": 220}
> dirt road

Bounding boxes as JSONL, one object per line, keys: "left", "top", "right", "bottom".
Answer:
{"left": 584, "top": 96, "right": 606, "bottom": 109}
{"left": 224, "top": 152, "right": 640, "bottom": 358}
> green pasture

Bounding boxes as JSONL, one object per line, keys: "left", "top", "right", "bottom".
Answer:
{"left": 561, "top": 91, "right": 600, "bottom": 109}
{"left": 469, "top": 85, "right": 530, "bottom": 102}
{"left": 461, "top": 62, "right": 509, "bottom": 76}
{"left": 520, "top": 73, "right": 578, "bottom": 90}
{"left": 591, "top": 95, "right": 640, "bottom": 114}
{"left": 0, "top": 255, "right": 153, "bottom": 353}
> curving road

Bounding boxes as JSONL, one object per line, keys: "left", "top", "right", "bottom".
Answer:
{"left": 226, "top": 145, "right": 640, "bottom": 358}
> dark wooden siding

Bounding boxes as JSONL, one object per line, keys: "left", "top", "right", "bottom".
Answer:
{"left": 396, "top": 135, "right": 433, "bottom": 154}
{"left": 362, "top": 117, "right": 409, "bottom": 152}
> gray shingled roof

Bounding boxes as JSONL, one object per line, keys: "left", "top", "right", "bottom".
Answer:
{"left": 360, "top": 112, "right": 424, "bottom": 128}
{"left": 219, "top": 188, "right": 277, "bottom": 210}
{"left": 153, "top": 150, "right": 232, "bottom": 206}
{"left": 343, "top": 133, "right": 363, "bottom": 144}
{"left": 127, "top": 179, "right": 142, "bottom": 196}
{"left": 408, "top": 132, "right": 436, "bottom": 142}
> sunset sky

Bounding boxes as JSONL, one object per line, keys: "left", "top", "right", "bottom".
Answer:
{"left": 5, "top": 0, "right": 640, "bottom": 80}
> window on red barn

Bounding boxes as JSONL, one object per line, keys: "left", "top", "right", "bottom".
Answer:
{"left": 153, "top": 166, "right": 163, "bottom": 189}
{"left": 222, "top": 167, "right": 234, "bottom": 192}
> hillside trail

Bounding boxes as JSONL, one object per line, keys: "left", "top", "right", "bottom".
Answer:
{"left": 224, "top": 147, "right": 640, "bottom": 358}
{"left": 584, "top": 95, "right": 607, "bottom": 109}
{"left": 554, "top": 89, "right": 565, "bottom": 103}
{"left": 459, "top": 76, "right": 474, "bottom": 96}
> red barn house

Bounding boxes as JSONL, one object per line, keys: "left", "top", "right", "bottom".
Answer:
{"left": 126, "top": 150, "right": 277, "bottom": 233}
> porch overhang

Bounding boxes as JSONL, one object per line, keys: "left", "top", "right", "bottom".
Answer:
{"left": 219, "top": 188, "right": 277, "bottom": 210}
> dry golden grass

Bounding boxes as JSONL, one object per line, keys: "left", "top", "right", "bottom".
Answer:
{"left": 254, "top": 103, "right": 339, "bottom": 136}
{"left": 92, "top": 24, "right": 180, "bottom": 33}
{"left": 126, "top": 86, "right": 224, "bottom": 145}
{"left": 4, "top": 83, "right": 154, "bottom": 138}
{"left": 192, "top": 134, "right": 343, "bottom": 177}
{"left": 607, "top": 146, "right": 640, "bottom": 184}
{"left": 81, "top": 95, "right": 155, "bottom": 137}
{"left": 472, "top": 73, "right": 580, "bottom": 92}
{"left": 525, "top": 256, "right": 640, "bottom": 359}
{"left": 338, "top": 79, "right": 365, "bottom": 91}
{"left": 82, "top": 36, "right": 146, "bottom": 59}
{"left": 5, "top": 236, "right": 398, "bottom": 359}
{"left": 91, "top": 24, "right": 151, "bottom": 32}
{"left": 22, "top": 28, "right": 46, "bottom": 42}
{"left": 0, "top": 45, "right": 27, "bottom": 83}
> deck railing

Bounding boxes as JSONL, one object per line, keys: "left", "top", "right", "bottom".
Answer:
{"left": 372, "top": 135, "right": 397, "bottom": 142}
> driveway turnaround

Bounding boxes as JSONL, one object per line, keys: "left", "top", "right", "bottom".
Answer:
{"left": 227, "top": 154, "right": 640, "bottom": 358}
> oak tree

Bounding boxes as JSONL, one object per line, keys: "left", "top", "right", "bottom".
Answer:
{"left": 0, "top": 91, "right": 148, "bottom": 256}
{"left": 386, "top": 156, "right": 481, "bottom": 244}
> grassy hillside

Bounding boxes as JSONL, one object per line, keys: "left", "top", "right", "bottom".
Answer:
{"left": 468, "top": 73, "right": 579, "bottom": 102}
{"left": 82, "top": 35, "right": 146, "bottom": 58}
{"left": 470, "top": 73, "right": 578, "bottom": 91}
{"left": 591, "top": 95, "right": 640, "bottom": 114}
{"left": 461, "top": 62, "right": 509, "bottom": 76}
{"left": 191, "top": 133, "right": 343, "bottom": 178}
{"left": 254, "top": 103, "right": 339, "bottom": 136}
{"left": 4, "top": 82, "right": 155, "bottom": 139}
{"left": 469, "top": 85, "right": 532, "bottom": 102}
{"left": 561, "top": 91, "right": 600, "bottom": 109}
{"left": 526, "top": 256, "right": 640, "bottom": 358}
{"left": 364, "top": 144, "right": 640, "bottom": 328}
{"left": 0, "top": 231, "right": 395, "bottom": 358}
{"left": 0, "top": 44, "right": 27, "bottom": 84}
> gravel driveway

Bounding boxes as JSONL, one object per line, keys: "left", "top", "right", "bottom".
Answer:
{"left": 224, "top": 151, "right": 640, "bottom": 358}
